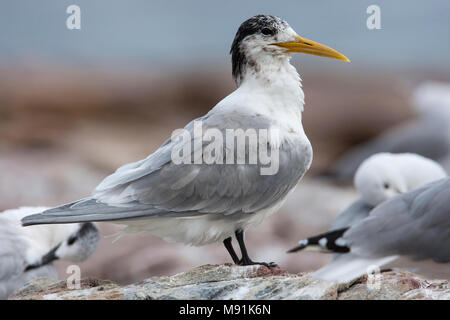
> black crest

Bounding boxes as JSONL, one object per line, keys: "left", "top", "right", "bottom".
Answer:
{"left": 230, "top": 15, "right": 287, "bottom": 83}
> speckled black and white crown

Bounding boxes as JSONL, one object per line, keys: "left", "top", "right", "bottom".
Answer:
{"left": 230, "top": 15, "right": 289, "bottom": 83}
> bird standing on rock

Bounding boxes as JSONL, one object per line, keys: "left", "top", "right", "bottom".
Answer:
{"left": 22, "top": 15, "right": 349, "bottom": 267}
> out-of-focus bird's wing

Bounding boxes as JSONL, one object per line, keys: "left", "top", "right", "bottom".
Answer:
{"left": 330, "top": 198, "right": 373, "bottom": 231}
{"left": 23, "top": 111, "right": 312, "bottom": 226}
{"left": 312, "top": 178, "right": 450, "bottom": 283}
{"left": 346, "top": 178, "right": 450, "bottom": 261}
{"left": 286, "top": 199, "right": 371, "bottom": 254}
{"left": 327, "top": 117, "right": 450, "bottom": 183}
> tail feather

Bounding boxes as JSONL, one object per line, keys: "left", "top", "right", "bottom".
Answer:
{"left": 21, "top": 198, "right": 204, "bottom": 227}
{"left": 312, "top": 254, "right": 398, "bottom": 283}
{"left": 39, "top": 199, "right": 153, "bottom": 217}
{"left": 287, "top": 228, "right": 350, "bottom": 253}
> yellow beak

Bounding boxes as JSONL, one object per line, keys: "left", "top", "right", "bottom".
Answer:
{"left": 273, "top": 35, "right": 350, "bottom": 62}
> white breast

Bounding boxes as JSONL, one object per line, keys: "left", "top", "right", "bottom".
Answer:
{"left": 118, "top": 193, "right": 293, "bottom": 246}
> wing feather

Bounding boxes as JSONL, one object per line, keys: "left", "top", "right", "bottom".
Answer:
{"left": 23, "top": 112, "right": 312, "bottom": 226}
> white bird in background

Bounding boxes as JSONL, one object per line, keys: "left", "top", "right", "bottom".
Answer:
{"left": 354, "top": 152, "right": 446, "bottom": 207}
{"left": 22, "top": 15, "right": 349, "bottom": 267}
{"left": 413, "top": 81, "right": 450, "bottom": 171}
{"left": 413, "top": 81, "right": 450, "bottom": 118}
{"left": 326, "top": 81, "right": 450, "bottom": 183}
{"left": 290, "top": 153, "right": 447, "bottom": 253}
{"left": 0, "top": 207, "right": 99, "bottom": 299}
{"left": 290, "top": 177, "right": 450, "bottom": 282}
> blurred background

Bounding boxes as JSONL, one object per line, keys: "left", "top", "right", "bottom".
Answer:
{"left": 1, "top": 1, "right": 450, "bottom": 284}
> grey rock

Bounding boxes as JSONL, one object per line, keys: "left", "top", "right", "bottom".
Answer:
{"left": 9, "top": 264, "right": 450, "bottom": 300}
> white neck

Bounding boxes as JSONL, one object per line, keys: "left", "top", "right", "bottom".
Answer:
{"left": 236, "top": 56, "right": 305, "bottom": 130}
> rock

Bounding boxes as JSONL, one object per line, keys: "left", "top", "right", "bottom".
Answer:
{"left": 10, "top": 264, "right": 450, "bottom": 300}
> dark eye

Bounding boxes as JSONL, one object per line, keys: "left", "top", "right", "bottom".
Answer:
{"left": 67, "top": 236, "right": 77, "bottom": 245}
{"left": 383, "top": 183, "right": 390, "bottom": 189}
{"left": 261, "top": 28, "right": 274, "bottom": 36}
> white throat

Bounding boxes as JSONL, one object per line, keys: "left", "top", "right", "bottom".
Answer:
{"left": 240, "top": 55, "right": 304, "bottom": 107}
{"left": 236, "top": 56, "right": 305, "bottom": 132}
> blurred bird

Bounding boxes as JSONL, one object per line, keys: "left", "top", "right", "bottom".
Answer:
{"left": 289, "top": 177, "right": 450, "bottom": 282}
{"left": 413, "top": 81, "right": 450, "bottom": 118}
{"left": 0, "top": 207, "right": 99, "bottom": 299}
{"left": 292, "top": 153, "right": 447, "bottom": 253}
{"left": 325, "top": 81, "right": 450, "bottom": 184}
{"left": 21, "top": 15, "right": 349, "bottom": 266}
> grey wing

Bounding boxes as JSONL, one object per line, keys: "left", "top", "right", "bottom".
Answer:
{"left": 23, "top": 112, "right": 311, "bottom": 225}
{"left": 330, "top": 198, "right": 373, "bottom": 231}
{"left": 344, "top": 178, "right": 450, "bottom": 262}
{"left": 328, "top": 116, "right": 450, "bottom": 183}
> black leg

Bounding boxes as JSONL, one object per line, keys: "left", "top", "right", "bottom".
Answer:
{"left": 235, "top": 229, "right": 277, "bottom": 267}
{"left": 223, "top": 237, "right": 240, "bottom": 264}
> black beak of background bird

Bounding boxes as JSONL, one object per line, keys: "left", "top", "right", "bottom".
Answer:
{"left": 286, "top": 243, "right": 306, "bottom": 253}
{"left": 24, "top": 243, "right": 60, "bottom": 271}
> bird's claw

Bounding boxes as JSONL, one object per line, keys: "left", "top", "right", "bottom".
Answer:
{"left": 264, "top": 262, "right": 278, "bottom": 268}
{"left": 238, "top": 259, "right": 277, "bottom": 268}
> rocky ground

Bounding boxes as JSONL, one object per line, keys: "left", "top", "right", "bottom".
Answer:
{"left": 10, "top": 264, "right": 450, "bottom": 300}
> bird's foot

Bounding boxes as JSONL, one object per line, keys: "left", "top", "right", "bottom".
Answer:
{"left": 232, "top": 229, "right": 277, "bottom": 268}
{"left": 238, "top": 258, "right": 277, "bottom": 268}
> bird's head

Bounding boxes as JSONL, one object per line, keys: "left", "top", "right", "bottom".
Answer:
{"left": 55, "top": 222, "right": 99, "bottom": 262}
{"left": 354, "top": 154, "right": 408, "bottom": 207}
{"left": 231, "top": 15, "right": 349, "bottom": 84}
{"left": 25, "top": 222, "right": 99, "bottom": 271}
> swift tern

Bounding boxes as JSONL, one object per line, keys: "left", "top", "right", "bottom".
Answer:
{"left": 22, "top": 15, "right": 348, "bottom": 266}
